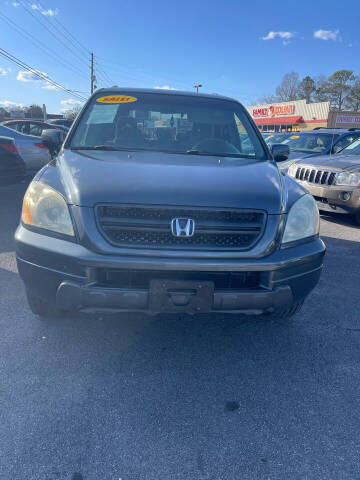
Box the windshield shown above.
[68,92,267,160]
[282,132,339,153]
[339,137,360,155]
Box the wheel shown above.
[355,211,360,226]
[268,300,304,319]
[26,291,59,317]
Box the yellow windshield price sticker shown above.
[290,135,299,139]
[96,95,138,104]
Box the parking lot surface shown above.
[0,182,359,480]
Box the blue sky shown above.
[0,0,359,114]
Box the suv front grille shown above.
[96,205,266,251]
[295,167,337,185]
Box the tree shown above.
[275,72,300,102]
[256,94,279,104]
[312,75,329,102]
[298,76,316,103]
[347,77,360,112]
[0,107,7,121]
[63,105,82,119]
[325,70,355,111]
[25,104,43,119]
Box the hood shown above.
[296,153,360,171]
[53,149,285,214]
[287,150,318,161]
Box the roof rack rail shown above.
[348,127,360,131]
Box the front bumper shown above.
[15,226,326,314]
[295,181,360,215]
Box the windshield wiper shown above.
[185,149,250,158]
[70,145,122,151]
[186,149,211,155]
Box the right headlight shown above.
[287,162,299,177]
[282,194,319,245]
[21,181,74,236]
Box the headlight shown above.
[22,181,74,236]
[335,171,360,187]
[278,159,295,172]
[282,194,319,244]
[288,163,299,177]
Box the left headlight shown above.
[282,194,319,245]
[22,181,74,236]
[335,171,360,187]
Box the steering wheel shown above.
[191,138,241,155]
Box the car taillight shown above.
[0,142,19,154]
[34,142,47,149]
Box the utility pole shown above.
[90,52,94,94]
[194,84,202,93]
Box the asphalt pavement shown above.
[0,182,360,480]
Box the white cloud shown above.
[262,31,295,41]
[0,67,11,76]
[12,2,20,6]
[313,29,339,41]
[154,85,178,90]
[17,69,48,82]
[42,83,59,90]
[31,3,59,16]
[348,43,353,48]
[60,99,83,106]
[0,100,24,109]
[60,99,83,112]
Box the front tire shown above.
[270,300,304,319]
[26,291,59,317]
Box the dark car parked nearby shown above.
[288,137,360,224]
[15,88,325,319]
[3,120,68,140]
[0,136,26,186]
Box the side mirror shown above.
[271,143,290,162]
[41,129,63,155]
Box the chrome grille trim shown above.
[295,167,338,186]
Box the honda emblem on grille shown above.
[171,218,195,237]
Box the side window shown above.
[29,124,43,136]
[234,114,256,156]
[10,122,20,132]
[334,135,357,152]
[18,123,29,134]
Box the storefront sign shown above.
[336,114,360,125]
[252,104,295,118]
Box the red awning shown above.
[254,116,304,125]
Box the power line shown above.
[26,0,116,88]
[18,0,90,70]
[0,47,87,101]
[35,0,91,56]
[0,11,89,81]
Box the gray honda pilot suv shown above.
[15,88,325,319]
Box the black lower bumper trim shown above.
[56,280,294,314]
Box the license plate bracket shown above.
[149,279,214,313]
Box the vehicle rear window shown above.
[68,92,267,160]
